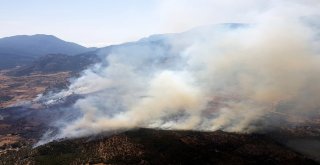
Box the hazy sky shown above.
[0,0,319,47]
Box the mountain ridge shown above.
[0,34,93,69]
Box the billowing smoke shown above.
[36,2,320,145]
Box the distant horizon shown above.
[0,32,163,48]
[0,24,200,48]
[0,23,245,48]
[1,0,319,46]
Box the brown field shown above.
[0,71,70,108]
[0,135,20,147]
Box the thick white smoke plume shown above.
[36,2,320,145]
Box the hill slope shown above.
[0,129,316,165]
[0,34,91,69]
[7,52,99,76]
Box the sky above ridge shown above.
[0,0,319,47]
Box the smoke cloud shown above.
[36,1,320,145]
